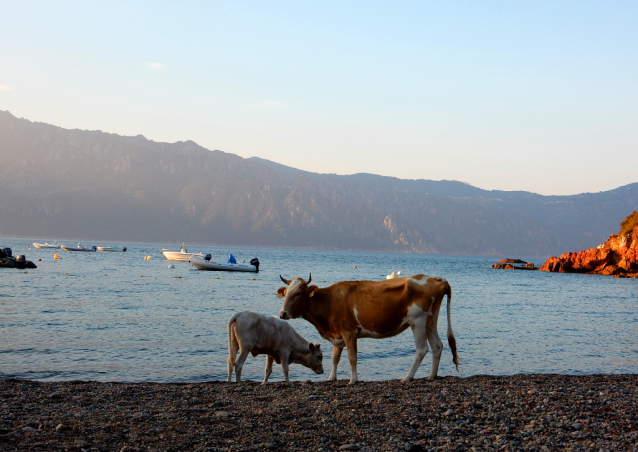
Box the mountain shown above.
[1,110,636,257]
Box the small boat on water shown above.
[33,241,61,249]
[160,244,206,261]
[189,254,260,272]
[61,243,97,252]
[97,246,127,252]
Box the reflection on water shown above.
[1,238,637,383]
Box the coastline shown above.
[1,374,636,451]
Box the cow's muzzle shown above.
[279,311,290,320]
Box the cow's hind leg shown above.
[401,317,428,383]
[262,355,274,384]
[427,310,443,380]
[328,345,343,381]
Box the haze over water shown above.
[1,238,637,383]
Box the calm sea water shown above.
[1,238,637,383]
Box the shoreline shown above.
[1,374,636,451]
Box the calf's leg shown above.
[280,354,290,382]
[227,323,240,383]
[262,355,274,384]
[328,345,343,381]
[234,348,251,383]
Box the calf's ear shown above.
[277,287,287,299]
[307,285,319,297]
[309,343,315,352]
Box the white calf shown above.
[227,311,324,383]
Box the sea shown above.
[1,238,637,384]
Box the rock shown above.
[258,443,276,450]
[540,213,638,277]
[339,445,360,451]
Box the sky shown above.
[1,1,637,196]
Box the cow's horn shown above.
[280,275,292,285]
[307,273,312,284]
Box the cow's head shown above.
[304,343,324,374]
[278,274,318,320]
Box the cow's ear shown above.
[315,343,321,350]
[309,343,315,352]
[277,287,287,299]
[307,285,318,297]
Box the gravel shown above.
[1,374,636,451]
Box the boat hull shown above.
[61,245,97,252]
[189,256,258,272]
[33,242,61,249]
[161,250,205,261]
[97,246,127,252]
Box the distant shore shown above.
[1,374,636,451]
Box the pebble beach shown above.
[1,374,636,451]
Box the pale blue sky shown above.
[2,1,637,195]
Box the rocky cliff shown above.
[539,212,638,277]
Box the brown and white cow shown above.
[227,311,324,383]
[278,274,458,384]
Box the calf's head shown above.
[303,343,324,374]
[278,274,317,320]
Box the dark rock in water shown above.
[0,247,37,269]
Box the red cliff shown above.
[540,211,638,278]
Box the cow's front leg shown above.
[343,334,359,384]
[262,355,274,384]
[328,345,343,381]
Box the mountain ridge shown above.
[1,110,636,257]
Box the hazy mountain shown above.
[1,110,636,258]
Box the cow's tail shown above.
[445,283,459,371]
[227,313,241,367]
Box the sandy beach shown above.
[1,374,636,451]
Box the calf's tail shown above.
[445,283,459,371]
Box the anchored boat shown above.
[160,244,206,261]
[189,255,260,272]
[97,246,128,252]
[61,243,97,252]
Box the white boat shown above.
[189,255,260,272]
[33,241,61,249]
[97,246,127,252]
[160,244,206,261]
[61,243,97,252]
